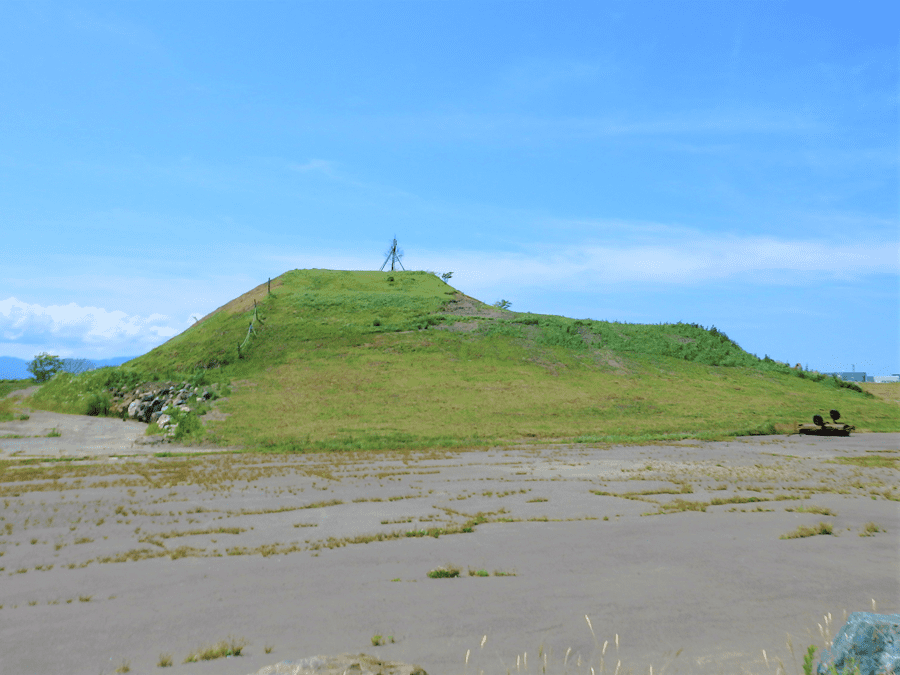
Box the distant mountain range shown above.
[0,355,139,380]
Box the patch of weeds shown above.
[828,455,899,470]
[780,522,833,539]
[428,564,461,578]
[183,635,249,662]
[78,594,93,602]
[859,522,885,537]
[157,653,173,667]
[264,644,274,654]
[526,497,548,503]
[371,634,395,646]
[114,659,131,673]
[46,428,61,437]
[803,645,817,675]
[468,567,490,577]
[709,496,769,506]
[656,498,708,513]
[785,505,836,516]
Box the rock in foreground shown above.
[817,612,900,675]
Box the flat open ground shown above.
[0,407,897,675]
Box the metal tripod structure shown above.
[380,236,405,271]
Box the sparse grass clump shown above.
[183,635,248,662]
[427,564,461,578]
[785,505,836,516]
[780,522,834,539]
[859,522,885,536]
[157,653,173,667]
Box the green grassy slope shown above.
[28,269,900,450]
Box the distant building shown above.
[872,375,900,383]
[825,372,867,382]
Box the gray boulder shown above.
[817,612,900,675]
[127,400,142,419]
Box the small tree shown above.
[440,272,453,282]
[27,352,64,382]
[493,299,512,310]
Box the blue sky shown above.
[1,1,897,375]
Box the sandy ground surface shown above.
[0,399,897,675]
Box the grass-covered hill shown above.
[26,269,900,451]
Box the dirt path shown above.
[0,387,236,458]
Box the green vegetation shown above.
[780,522,834,539]
[427,564,461,578]
[0,379,35,398]
[26,353,64,383]
[23,269,900,451]
[0,379,35,422]
[183,636,248,662]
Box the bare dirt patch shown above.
[439,292,506,319]
[0,428,896,675]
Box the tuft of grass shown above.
[157,653,173,668]
[264,644,274,654]
[183,636,248,662]
[427,564,461,578]
[859,521,885,536]
[113,659,131,674]
[785,505,836,516]
[78,594,93,602]
[780,522,834,539]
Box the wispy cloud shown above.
[436,236,897,291]
[268,228,897,295]
[0,298,180,359]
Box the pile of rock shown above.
[108,381,217,428]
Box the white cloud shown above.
[440,236,898,294]
[0,297,179,359]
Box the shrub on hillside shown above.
[85,392,111,416]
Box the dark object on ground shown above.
[798,409,855,436]
[249,653,428,675]
[816,612,900,675]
